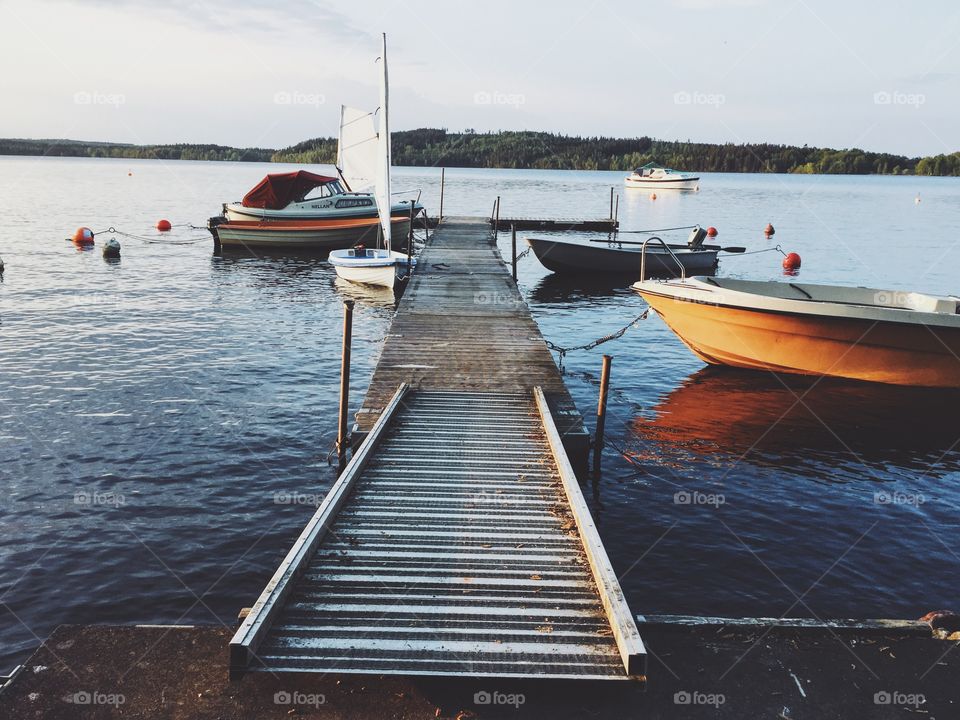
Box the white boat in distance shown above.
[329,33,413,289]
[625,163,700,190]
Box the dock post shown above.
[439,167,445,220]
[593,355,612,474]
[407,203,414,266]
[614,193,619,227]
[337,300,355,472]
[494,195,500,236]
[609,187,614,220]
[511,224,518,282]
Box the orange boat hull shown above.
[638,290,960,388]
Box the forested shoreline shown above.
[3,131,958,175]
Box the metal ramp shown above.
[231,386,645,680]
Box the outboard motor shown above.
[687,225,708,248]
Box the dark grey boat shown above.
[525,236,719,278]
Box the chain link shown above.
[545,308,650,367]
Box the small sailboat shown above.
[329,33,414,289]
[633,276,960,387]
[625,163,699,190]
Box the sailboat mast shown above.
[375,32,392,251]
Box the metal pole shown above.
[439,167,445,220]
[337,300,355,472]
[494,195,500,236]
[614,193,619,226]
[593,354,612,474]
[511,224,518,282]
[407,203,414,266]
[609,187,614,220]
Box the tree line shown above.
[2,131,958,175]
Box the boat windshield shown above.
[302,180,345,200]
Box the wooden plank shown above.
[534,386,646,678]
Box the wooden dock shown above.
[354,216,589,460]
[229,218,643,681]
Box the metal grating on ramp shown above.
[231,386,645,680]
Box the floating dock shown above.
[229,217,644,680]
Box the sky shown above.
[0,0,958,157]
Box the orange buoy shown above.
[764,223,775,236]
[650,192,657,200]
[782,252,801,270]
[72,227,95,245]
[706,226,718,238]
[156,219,172,231]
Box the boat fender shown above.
[72,227,95,246]
[156,219,172,231]
[102,237,121,258]
[782,252,801,271]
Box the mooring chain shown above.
[544,307,650,366]
[514,247,532,262]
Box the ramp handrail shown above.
[534,387,647,678]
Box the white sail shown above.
[374,32,392,250]
[337,105,377,191]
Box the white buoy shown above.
[102,237,121,258]
[915,193,921,205]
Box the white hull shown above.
[329,249,414,289]
[624,177,700,190]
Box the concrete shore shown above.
[1,621,956,719]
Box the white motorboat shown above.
[625,163,700,190]
[208,106,421,250]
[329,33,413,288]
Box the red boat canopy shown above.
[241,170,339,209]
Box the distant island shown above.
[2,130,958,176]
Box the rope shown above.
[515,247,532,261]
[86,226,210,246]
[615,224,699,235]
[545,308,650,367]
[721,244,787,258]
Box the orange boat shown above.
[633,276,960,387]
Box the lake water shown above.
[2,157,959,670]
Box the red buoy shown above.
[706,226,718,238]
[650,192,657,200]
[72,227,95,245]
[156,219,172,231]
[782,252,801,270]
[764,223,775,236]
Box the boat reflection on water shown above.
[632,367,960,477]
[333,276,397,309]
